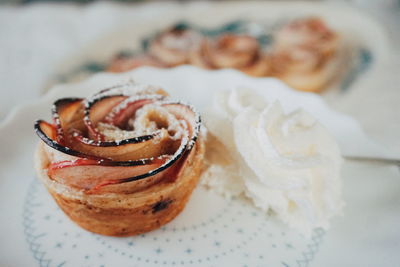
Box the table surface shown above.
[0,1,399,267]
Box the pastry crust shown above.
[107,55,165,73]
[189,35,271,77]
[149,28,203,67]
[270,17,342,92]
[240,55,270,78]
[271,45,344,93]
[35,136,205,236]
[273,59,341,93]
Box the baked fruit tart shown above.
[189,34,270,77]
[148,25,204,67]
[34,83,204,236]
[270,17,342,92]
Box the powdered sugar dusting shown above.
[85,81,165,106]
[96,122,159,142]
[132,103,183,139]
[104,94,166,123]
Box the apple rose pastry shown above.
[34,84,204,236]
[270,17,342,92]
[189,34,270,77]
[107,54,165,73]
[149,26,203,67]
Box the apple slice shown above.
[52,98,84,144]
[84,95,127,140]
[36,120,57,140]
[51,97,167,160]
[90,139,192,192]
[48,121,192,192]
[48,158,167,190]
[70,129,177,161]
[103,97,162,128]
[35,120,93,159]
[162,102,201,146]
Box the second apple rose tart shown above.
[34,84,204,236]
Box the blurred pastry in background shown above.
[106,17,344,92]
[108,54,165,73]
[149,25,204,67]
[190,34,270,77]
[270,17,342,92]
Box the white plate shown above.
[48,2,389,100]
[0,67,396,267]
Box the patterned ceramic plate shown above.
[0,67,389,267]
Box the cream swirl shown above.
[202,87,343,234]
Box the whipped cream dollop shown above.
[201,87,343,234]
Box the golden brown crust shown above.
[35,137,205,236]
[239,55,271,77]
[148,29,203,67]
[107,55,165,73]
[189,38,271,78]
[271,49,343,93]
[269,18,342,92]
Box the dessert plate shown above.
[0,67,393,267]
[47,2,389,99]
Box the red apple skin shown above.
[48,158,166,190]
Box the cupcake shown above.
[34,83,204,236]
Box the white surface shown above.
[0,67,399,267]
[313,161,400,267]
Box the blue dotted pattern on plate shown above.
[23,179,325,267]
